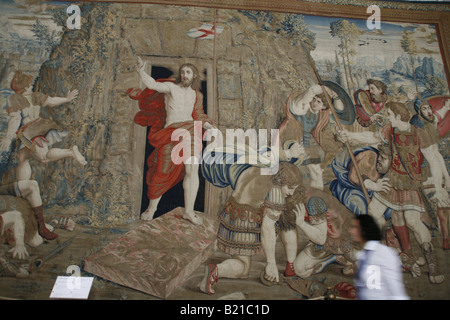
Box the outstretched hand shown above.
[293,203,307,226]
[0,138,11,152]
[66,89,79,101]
[136,56,146,72]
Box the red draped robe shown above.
[127,79,212,200]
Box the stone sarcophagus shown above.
[84,208,218,298]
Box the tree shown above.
[330,20,361,95]
[279,14,316,48]
[400,30,419,95]
[31,18,62,52]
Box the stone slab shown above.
[83,207,218,299]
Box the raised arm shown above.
[136,56,171,93]
[289,84,322,116]
[294,203,327,245]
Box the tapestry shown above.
[0,0,449,302]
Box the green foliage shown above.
[238,10,316,47]
[279,14,316,48]
[31,18,62,50]
[330,20,361,44]
[401,30,418,55]
[425,74,447,96]
[66,4,119,79]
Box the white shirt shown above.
[356,241,409,300]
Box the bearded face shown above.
[368,84,384,103]
[420,104,434,123]
[179,66,194,87]
[376,152,391,175]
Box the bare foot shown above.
[183,210,203,225]
[141,208,154,221]
[71,146,87,165]
[429,273,445,284]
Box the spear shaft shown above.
[309,60,370,203]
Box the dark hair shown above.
[356,214,382,241]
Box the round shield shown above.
[322,80,356,125]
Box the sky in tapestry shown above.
[303,14,448,97]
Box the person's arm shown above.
[322,86,345,112]
[0,111,21,151]
[364,177,391,193]
[261,208,281,282]
[136,56,171,93]
[383,248,409,300]
[289,85,322,116]
[1,211,29,260]
[294,203,327,245]
[421,144,450,206]
[337,129,381,145]
[43,89,78,107]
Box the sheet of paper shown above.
[49,276,94,300]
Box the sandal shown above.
[284,261,296,277]
[200,264,218,294]
[49,216,76,231]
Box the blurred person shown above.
[350,214,409,300]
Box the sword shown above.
[32,236,76,270]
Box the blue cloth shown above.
[329,147,391,219]
[201,144,280,190]
[201,149,251,189]
[201,141,301,190]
